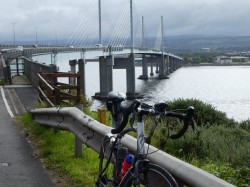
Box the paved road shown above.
[0,85,56,187]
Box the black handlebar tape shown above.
[170,106,195,139]
[111,111,129,134]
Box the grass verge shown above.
[19,112,99,186]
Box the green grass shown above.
[19,112,100,186]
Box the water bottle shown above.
[119,154,134,180]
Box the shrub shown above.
[152,98,250,186]
[167,98,236,126]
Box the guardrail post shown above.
[75,105,83,157]
[98,107,106,124]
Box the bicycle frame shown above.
[97,92,195,187]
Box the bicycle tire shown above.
[119,162,178,187]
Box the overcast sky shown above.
[0,0,249,44]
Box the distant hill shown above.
[162,35,250,53]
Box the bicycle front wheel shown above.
[119,162,178,187]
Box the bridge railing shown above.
[23,58,57,87]
[30,107,235,187]
[2,45,183,60]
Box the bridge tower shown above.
[142,16,145,48]
[130,0,134,54]
[98,0,102,45]
[158,16,168,79]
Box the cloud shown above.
[0,0,250,44]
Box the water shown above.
[32,53,250,122]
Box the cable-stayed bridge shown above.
[1,0,183,99]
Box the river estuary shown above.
[32,54,250,122]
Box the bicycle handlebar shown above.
[166,106,195,139]
[111,100,195,139]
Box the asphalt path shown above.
[0,85,56,187]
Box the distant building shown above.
[231,56,249,63]
[214,56,232,64]
[214,56,250,64]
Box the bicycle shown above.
[95,91,195,187]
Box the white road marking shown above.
[0,86,15,119]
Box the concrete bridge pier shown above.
[114,54,141,99]
[165,55,170,75]
[173,58,178,71]
[51,52,57,64]
[138,56,168,79]
[94,56,114,99]
[78,59,86,96]
[169,57,174,73]
[158,55,168,79]
[69,59,77,85]
[155,60,159,73]
[150,62,154,76]
[126,54,139,99]
[138,54,148,80]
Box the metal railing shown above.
[30,107,235,187]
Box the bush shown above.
[153,99,250,186]
[168,98,236,126]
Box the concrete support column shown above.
[78,59,86,96]
[95,55,113,99]
[113,54,141,99]
[51,53,57,64]
[166,55,170,75]
[158,55,168,79]
[173,58,177,71]
[150,62,154,76]
[69,59,77,85]
[126,54,136,98]
[138,54,148,79]
[155,60,159,73]
[169,57,173,73]
[176,59,180,69]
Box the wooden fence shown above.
[37,72,81,107]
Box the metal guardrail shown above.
[30,107,235,187]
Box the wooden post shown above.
[98,107,106,124]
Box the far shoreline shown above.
[182,63,250,67]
